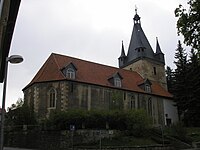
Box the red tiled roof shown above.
[24,53,172,98]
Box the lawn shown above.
[186,128,200,142]
[101,136,157,146]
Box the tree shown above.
[7,98,24,111]
[173,40,188,120]
[175,0,200,53]
[184,49,200,126]
[6,99,37,127]
[166,66,175,94]
[175,0,200,126]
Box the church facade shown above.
[23,12,178,126]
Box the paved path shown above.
[4,148,37,150]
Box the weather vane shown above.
[135,5,138,14]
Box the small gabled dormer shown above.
[138,78,152,93]
[61,62,77,79]
[108,72,123,88]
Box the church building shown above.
[23,12,178,126]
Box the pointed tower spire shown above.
[156,37,163,54]
[118,41,127,68]
[120,41,126,57]
[125,9,154,65]
[155,37,165,64]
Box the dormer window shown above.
[61,62,77,79]
[67,68,75,79]
[114,78,121,87]
[108,72,123,88]
[138,78,152,93]
[145,84,151,93]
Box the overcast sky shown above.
[0,0,187,108]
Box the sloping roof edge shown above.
[23,53,173,99]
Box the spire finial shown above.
[135,5,138,14]
[133,5,140,24]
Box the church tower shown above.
[118,10,167,90]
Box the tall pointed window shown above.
[130,96,135,109]
[148,97,152,116]
[49,89,56,108]
[67,68,75,79]
[153,67,157,75]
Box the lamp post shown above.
[0,55,23,150]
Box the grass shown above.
[75,136,157,148]
[101,136,157,146]
[186,127,200,142]
[74,127,200,149]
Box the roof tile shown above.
[24,53,172,98]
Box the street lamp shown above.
[0,55,23,150]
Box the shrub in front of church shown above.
[45,109,151,137]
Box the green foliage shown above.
[166,122,192,143]
[47,109,86,130]
[6,103,37,127]
[173,41,188,118]
[110,91,123,110]
[45,109,151,137]
[175,0,200,52]
[166,66,175,94]
[7,98,24,111]
[172,40,200,126]
[126,109,151,137]
[101,136,156,146]
[183,49,200,126]
[174,0,200,126]
[171,123,187,139]
[107,110,127,130]
[186,127,200,142]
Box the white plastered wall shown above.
[163,99,179,125]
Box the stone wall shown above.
[124,59,167,90]
[5,129,174,150]
[24,80,165,125]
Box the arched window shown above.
[67,68,75,79]
[49,89,56,108]
[148,97,152,116]
[114,78,121,87]
[130,96,135,109]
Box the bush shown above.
[125,109,151,137]
[44,109,151,136]
[168,122,192,143]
